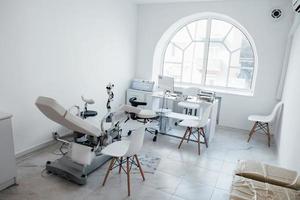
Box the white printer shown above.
[130,79,154,92]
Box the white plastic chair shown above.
[101,126,145,196]
[178,102,212,155]
[178,87,200,116]
[247,101,283,147]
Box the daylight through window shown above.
[162,18,256,92]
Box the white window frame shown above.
[159,15,258,96]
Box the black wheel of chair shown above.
[153,136,157,142]
[127,130,132,136]
[152,130,158,142]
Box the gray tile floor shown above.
[0,127,277,200]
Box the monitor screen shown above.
[158,75,174,92]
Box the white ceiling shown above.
[133,0,225,4]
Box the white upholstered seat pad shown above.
[137,109,157,119]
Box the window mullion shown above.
[226,53,232,87]
[160,16,256,94]
[202,18,212,86]
[180,50,185,83]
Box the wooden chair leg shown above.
[178,127,190,149]
[126,157,131,196]
[119,157,123,174]
[134,155,145,181]
[200,128,208,148]
[102,157,115,186]
[187,129,192,143]
[247,122,258,142]
[197,129,201,155]
[266,123,271,147]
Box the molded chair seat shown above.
[247,101,283,147]
[178,102,212,155]
[101,140,130,157]
[101,126,146,196]
[248,115,273,123]
[179,119,206,128]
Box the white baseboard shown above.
[15,131,74,159]
[217,125,249,133]
[15,139,56,159]
[0,177,16,192]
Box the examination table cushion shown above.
[230,175,300,200]
[235,160,300,190]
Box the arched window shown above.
[162,16,257,93]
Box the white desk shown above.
[151,92,218,144]
[152,91,201,102]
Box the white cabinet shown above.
[0,112,17,191]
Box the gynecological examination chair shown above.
[35,96,125,185]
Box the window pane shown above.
[163,63,182,82]
[164,43,183,63]
[231,50,254,68]
[230,39,254,68]
[210,19,232,41]
[240,38,254,60]
[187,20,207,41]
[192,67,203,84]
[206,43,230,87]
[224,26,244,52]
[231,50,241,66]
[171,27,192,50]
[182,42,204,83]
[228,68,253,89]
[162,18,256,92]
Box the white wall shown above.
[0,0,137,155]
[277,16,300,172]
[135,0,293,130]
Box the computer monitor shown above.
[158,75,174,93]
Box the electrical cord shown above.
[59,143,68,155]
[52,142,70,156]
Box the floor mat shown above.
[131,154,161,174]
